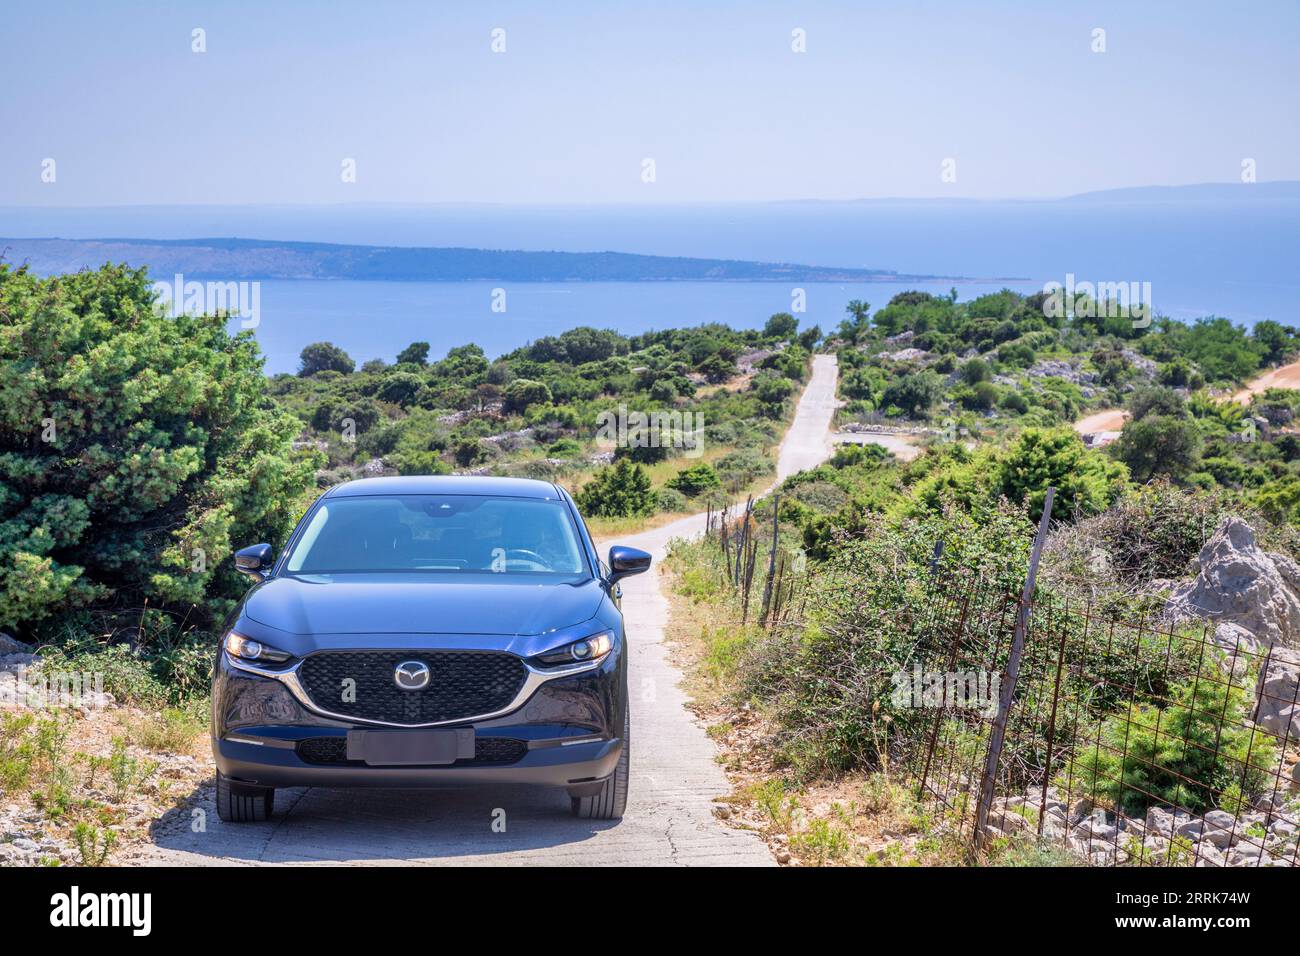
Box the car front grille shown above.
[296,650,527,725]
[471,737,529,764]
[297,736,350,764]
[296,735,528,766]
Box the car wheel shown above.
[571,708,629,820]
[215,770,275,823]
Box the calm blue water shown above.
[246,279,1042,375]
[6,194,1296,373]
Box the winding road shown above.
[1073,357,1300,444]
[127,355,840,867]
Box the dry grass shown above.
[660,562,967,866]
[116,702,209,757]
[0,703,211,866]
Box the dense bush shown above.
[735,503,1034,776]
[298,341,355,376]
[575,460,655,518]
[1067,673,1275,815]
[995,428,1128,520]
[667,463,721,497]
[0,264,319,636]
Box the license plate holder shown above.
[346,728,474,766]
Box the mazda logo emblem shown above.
[393,660,431,691]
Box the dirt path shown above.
[1071,357,1300,443]
[832,429,925,461]
[1073,408,1130,437]
[1234,358,1300,404]
[124,356,840,867]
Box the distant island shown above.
[0,236,967,283]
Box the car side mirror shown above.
[607,545,651,584]
[234,543,274,581]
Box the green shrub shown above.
[667,463,721,497]
[547,438,583,458]
[0,264,319,636]
[655,487,689,513]
[995,428,1128,520]
[502,378,552,413]
[1112,416,1202,483]
[830,443,890,469]
[575,460,655,518]
[298,341,355,376]
[1066,672,1275,816]
[106,736,158,802]
[35,614,215,706]
[714,449,774,489]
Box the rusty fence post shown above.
[760,493,780,627]
[973,486,1054,848]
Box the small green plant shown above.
[82,753,110,790]
[1219,781,1249,815]
[6,715,76,817]
[32,765,76,819]
[0,713,36,790]
[72,821,118,867]
[705,722,733,740]
[1066,670,1275,816]
[748,779,796,830]
[667,463,722,498]
[859,773,914,817]
[1168,834,1196,866]
[994,835,1084,867]
[33,714,71,768]
[107,737,159,803]
[791,817,850,865]
[127,701,208,754]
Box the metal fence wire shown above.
[909,576,1300,867]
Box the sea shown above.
[4,192,1296,374]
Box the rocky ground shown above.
[983,786,1300,867]
[1,634,211,867]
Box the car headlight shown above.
[534,631,614,667]
[224,631,293,665]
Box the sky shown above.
[2,0,1297,205]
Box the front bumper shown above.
[214,733,622,790]
[211,648,626,792]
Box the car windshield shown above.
[283,494,589,576]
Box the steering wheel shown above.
[503,548,552,570]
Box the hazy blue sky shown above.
[3,0,1297,205]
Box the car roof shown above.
[323,475,564,500]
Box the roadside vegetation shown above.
[3,260,1298,866]
[667,292,1300,865]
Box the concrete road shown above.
[126,356,839,867]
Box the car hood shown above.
[242,573,604,637]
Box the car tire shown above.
[215,770,275,823]
[571,708,629,820]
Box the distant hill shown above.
[0,236,955,283]
[1060,181,1300,203]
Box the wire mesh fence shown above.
[908,575,1300,867]
[695,486,1299,866]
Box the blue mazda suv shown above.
[210,475,651,822]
